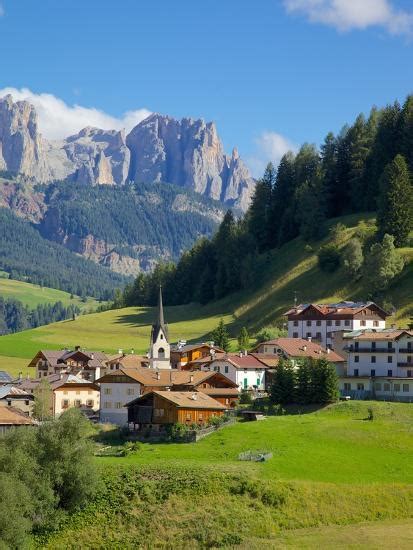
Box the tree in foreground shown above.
[270,359,296,405]
[211,319,230,352]
[310,358,339,404]
[237,327,250,350]
[364,234,404,293]
[377,154,413,247]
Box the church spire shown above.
[158,285,165,327]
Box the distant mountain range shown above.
[0,94,255,281]
[0,94,255,211]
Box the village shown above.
[1,287,412,435]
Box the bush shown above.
[239,389,253,405]
[318,244,341,272]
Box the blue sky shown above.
[1,0,413,175]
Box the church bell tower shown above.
[149,286,171,369]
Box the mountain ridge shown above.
[0,95,255,211]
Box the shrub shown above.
[317,244,341,272]
[239,389,253,405]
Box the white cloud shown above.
[0,87,151,140]
[0,4,4,17]
[283,0,413,36]
[246,131,297,177]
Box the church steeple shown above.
[149,286,171,369]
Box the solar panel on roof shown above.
[0,371,13,383]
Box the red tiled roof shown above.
[253,338,345,362]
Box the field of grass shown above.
[1,213,411,379]
[0,277,102,310]
[37,402,413,548]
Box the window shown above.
[394,384,400,392]
[74,400,81,407]
[407,370,412,378]
[408,342,412,351]
[407,356,412,364]
[224,365,229,374]
[243,378,248,389]
[293,332,298,338]
[25,400,29,406]
[373,320,379,327]
[361,320,366,327]
[387,369,393,377]
[104,387,112,395]
[62,399,69,408]
[306,320,311,327]
[293,320,299,326]
[154,408,165,417]
[375,383,381,390]
[354,342,359,351]
[357,383,364,391]
[306,332,311,338]
[383,383,390,391]
[371,369,375,377]
[160,334,164,340]
[354,368,359,377]
[115,402,122,409]
[354,356,359,363]
[256,378,260,387]
[327,320,332,326]
[371,342,376,350]
[186,413,192,421]
[371,356,376,364]
[316,332,322,339]
[387,356,393,363]
[335,320,340,326]
[104,401,112,408]
[316,320,321,326]
[344,382,351,391]
[158,347,165,359]
[87,400,94,407]
[344,320,350,326]
[403,384,410,392]
[127,388,135,395]
[387,341,393,349]
[7,400,11,406]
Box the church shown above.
[148,286,171,370]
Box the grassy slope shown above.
[1,213,412,378]
[39,402,413,548]
[0,277,101,310]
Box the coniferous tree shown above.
[237,327,250,350]
[247,163,275,252]
[296,359,313,405]
[211,319,230,352]
[377,155,413,247]
[342,238,364,278]
[270,359,296,405]
[310,359,339,404]
[399,95,413,172]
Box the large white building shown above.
[284,301,388,349]
[338,329,413,401]
[200,352,268,391]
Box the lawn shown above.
[38,401,413,548]
[0,277,102,310]
[98,401,413,484]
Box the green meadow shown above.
[39,401,413,548]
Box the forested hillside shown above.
[123,94,413,309]
[0,208,127,300]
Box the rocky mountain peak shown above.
[0,95,255,210]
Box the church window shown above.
[159,347,165,358]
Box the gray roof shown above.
[0,371,13,383]
[0,385,31,399]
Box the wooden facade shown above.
[127,391,225,428]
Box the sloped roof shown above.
[128,390,226,410]
[284,301,388,318]
[253,338,345,362]
[0,385,31,399]
[250,354,280,367]
[96,367,237,388]
[19,374,98,391]
[346,329,413,341]
[171,343,224,354]
[0,371,13,383]
[0,406,36,426]
[211,353,270,370]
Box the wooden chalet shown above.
[171,342,224,370]
[0,406,37,434]
[126,390,226,429]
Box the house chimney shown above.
[156,371,161,380]
[91,353,94,360]
[75,345,81,351]
[307,336,312,342]
[243,349,248,356]
[131,349,134,354]
[118,349,123,355]
[327,348,331,354]
[189,374,194,384]
[303,345,307,352]
[18,371,23,380]
[191,393,197,400]
[239,351,243,358]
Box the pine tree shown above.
[268,152,296,247]
[296,359,313,405]
[237,327,250,350]
[311,359,339,404]
[211,319,230,352]
[399,95,413,172]
[270,359,296,405]
[377,155,413,247]
[247,163,275,252]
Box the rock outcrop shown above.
[0,95,255,210]
[127,114,255,210]
[0,95,50,181]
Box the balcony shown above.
[397,362,413,368]
[348,346,395,353]
[399,348,413,354]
